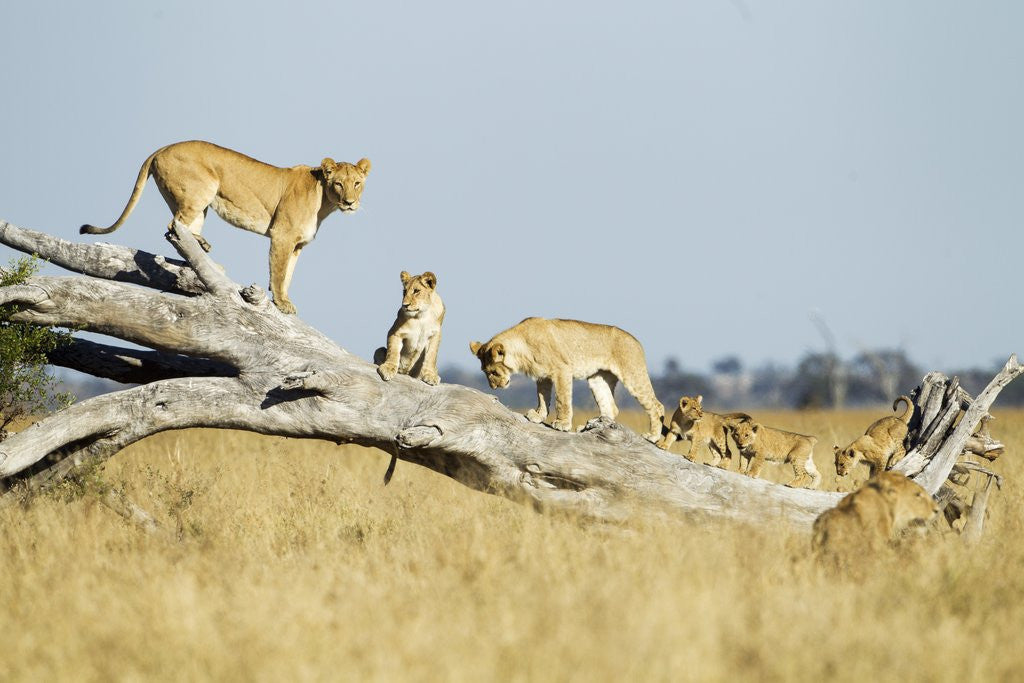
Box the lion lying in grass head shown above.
[812,471,939,573]
[80,140,371,314]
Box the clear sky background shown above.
[1,1,1020,374]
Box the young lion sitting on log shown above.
[834,396,914,481]
[812,471,939,573]
[469,318,664,441]
[374,271,445,385]
[657,395,751,469]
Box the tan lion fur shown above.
[834,396,914,481]
[469,318,664,441]
[374,271,445,385]
[80,140,371,314]
[656,395,751,469]
[812,471,939,572]
[731,421,822,489]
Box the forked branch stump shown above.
[0,218,1020,529]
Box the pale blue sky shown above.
[1,1,1020,373]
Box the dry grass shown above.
[2,409,1024,681]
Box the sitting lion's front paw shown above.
[377,363,398,381]
[420,371,440,386]
[524,408,546,423]
[551,418,573,432]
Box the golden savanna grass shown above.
[2,409,1024,681]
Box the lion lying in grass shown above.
[812,471,939,572]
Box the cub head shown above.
[399,271,437,316]
[470,340,511,389]
[834,445,859,478]
[867,472,939,532]
[677,395,704,421]
[320,157,371,213]
[732,421,759,451]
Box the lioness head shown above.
[469,341,511,389]
[869,472,940,531]
[834,445,859,477]
[677,395,704,421]
[320,157,371,213]
[732,421,759,451]
[399,271,437,316]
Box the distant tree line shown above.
[53,347,1024,411]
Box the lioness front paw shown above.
[524,408,546,423]
[642,432,660,444]
[377,363,398,382]
[420,371,440,386]
[274,299,297,315]
[551,418,573,432]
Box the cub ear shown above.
[678,397,687,409]
[469,341,483,356]
[833,445,840,453]
[356,157,372,175]
[695,394,703,405]
[751,423,761,433]
[492,343,505,359]
[320,158,337,175]
[421,272,437,289]
[400,271,412,285]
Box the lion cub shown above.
[834,396,913,480]
[81,140,371,314]
[374,271,445,385]
[731,421,822,489]
[812,471,938,572]
[470,318,664,441]
[657,395,751,469]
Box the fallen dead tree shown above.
[0,218,1020,531]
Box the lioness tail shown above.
[80,147,164,235]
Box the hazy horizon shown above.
[1,1,1020,375]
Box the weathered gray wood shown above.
[0,219,203,295]
[0,218,1019,531]
[895,356,1023,491]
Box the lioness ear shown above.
[400,271,412,285]
[421,272,436,289]
[492,343,505,360]
[470,341,483,356]
[320,158,337,175]
[356,158,371,175]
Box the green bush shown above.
[0,255,73,440]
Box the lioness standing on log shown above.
[80,140,371,314]
[470,318,665,442]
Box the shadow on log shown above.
[0,218,1020,531]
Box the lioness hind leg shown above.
[620,368,664,442]
[587,371,619,420]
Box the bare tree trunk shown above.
[0,218,1020,530]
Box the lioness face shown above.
[470,341,511,389]
[321,157,371,213]
[399,271,437,316]
[834,446,857,477]
[874,473,940,531]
